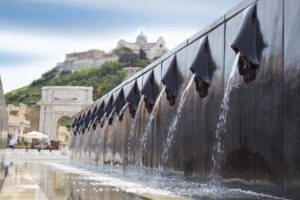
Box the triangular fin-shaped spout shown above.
[87,106,98,131]
[162,55,181,106]
[103,95,114,126]
[71,116,79,135]
[82,109,92,133]
[141,70,159,113]
[95,101,105,127]
[77,114,85,134]
[189,36,213,98]
[113,89,127,121]
[90,104,101,130]
[126,81,141,118]
[231,4,260,83]
[78,111,88,134]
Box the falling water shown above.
[126,95,145,166]
[94,124,105,165]
[119,103,129,115]
[73,131,84,162]
[211,52,241,185]
[140,86,166,152]
[89,123,100,164]
[85,127,95,163]
[129,96,144,137]
[81,127,92,163]
[70,133,77,160]
[162,74,196,163]
[114,103,130,164]
[108,108,116,121]
[104,108,117,164]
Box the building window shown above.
[160,44,163,48]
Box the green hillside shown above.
[5,48,153,105]
[5,61,126,105]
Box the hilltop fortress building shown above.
[56,49,118,73]
[117,31,168,59]
[56,32,168,72]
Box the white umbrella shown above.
[22,131,49,139]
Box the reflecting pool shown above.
[0,162,287,200]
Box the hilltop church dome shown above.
[116,30,168,59]
[136,30,147,44]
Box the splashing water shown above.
[119,103,129,116]
[211,52,241,185]
[162,74,196,163]
[73,133,84,161]
[70,133,77,160]
[89,124,101,164]
[83,128,93,163]
[102,108,117,163]
[129,96,144,137]
[108,108,116,121]
[140,86,166,151]
[94,125,105,165]
[126,95,145,166]
[40,162,285,200]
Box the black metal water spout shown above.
[93,101,105,129]
[71,116,79,135]
[82,109,92,133]
[113,89,127,121]
[189,36,214,98]
[75,114,84,135]
[231,4,260,83]
[103,95,114,125]
[126,81,141,118]
[162,55,181,106]
[141,70,159,113]
[77,112,86,134]
[88,105,98,131]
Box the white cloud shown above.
[22,0,241,17]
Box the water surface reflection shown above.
[2,162,287,200]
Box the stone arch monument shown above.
[38,86,93,140]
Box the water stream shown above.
[211,52,241,185]
[162,74,196,164]
[119,102,129,115]
[140,86,166,159]
[89,124,101,164]
[126,95,144,166]
[94,125,105,165]
[103,108,117,164]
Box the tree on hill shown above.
[113,47,152,68]
[139,48,147,60]
[115,47,139,67]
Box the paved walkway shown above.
[0,164,48,200]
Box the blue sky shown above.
[0,0,241,93]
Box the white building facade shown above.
[117,31,168,59]
[38,86,93,140]
[56,49,118,73]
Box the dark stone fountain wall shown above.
[0,77,8,187]
[71,0,300,198]
[223,0,284,196]
[283,0,300,198]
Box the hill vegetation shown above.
[5,62,126,105]
[5,48,153,105]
